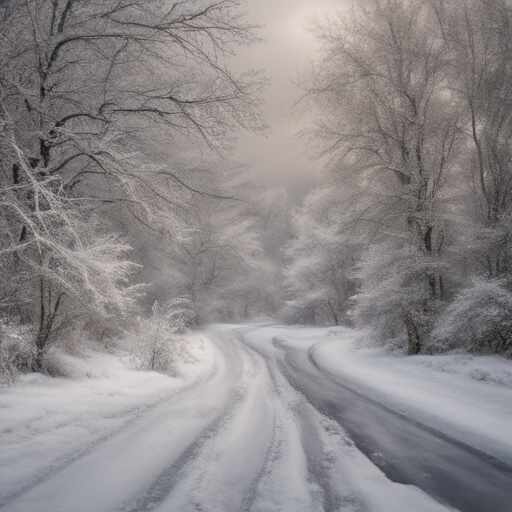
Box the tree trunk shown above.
[33,282,63,372]
[327,299,339,326]
[32,348,45,372]
[404,313,422,355]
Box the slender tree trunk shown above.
[33,283,63,371]
[404,313,422,355]
[327,299,339,326]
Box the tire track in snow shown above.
[1,331,243,512]
[236,346,286,512]
[279,342,512,512]
[119,384,248,512]
[142,331,318,512]
[237,410,281,512]
[0,363,217,507]
[291,400,352,512]
[119,331,266,512]
[237,331,360,512]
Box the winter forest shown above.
[2,0,512,379]
[2,1,512,511]
[1,0,512,378]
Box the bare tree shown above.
[0,0,267,369]
[0,0,266,204]
[297,0,462,352]
[433,0,512,279]
[0,119,139,369]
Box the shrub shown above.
[0,318,35,384]
[129,299,194,375]
[430,278,512,356]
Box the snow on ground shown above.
[271,325,512,465]
[2,324,511,512]
[242,326,460,512]
[152,325,453,512]
[0,333,213,503]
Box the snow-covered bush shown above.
[351,241,443,354]
[0,318,35,384]
[129,299,194,375]
[430,278,512,356]
[0,317,105,383]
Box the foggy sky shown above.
[233,0,344,200]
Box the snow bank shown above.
[282,326,512,465]
[243,326,461,512]
[0,334,213,503]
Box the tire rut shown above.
[0,364,217,507]
[238,332,359,512]
[279,345,512,512]
[119,332,253,512]
[119,383,248,512]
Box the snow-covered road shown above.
[2,325,512,512]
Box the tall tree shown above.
[297,0,462,352]
[0,0,266,202]
[283,186,358,326]
[0,0,267,363]
[433,0,512,279]
[0,122,139,369]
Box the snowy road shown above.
[2,325,512,512]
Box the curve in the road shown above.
[5,325,511,512]
[273,337,512,512]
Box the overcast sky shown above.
[232,0,344,198]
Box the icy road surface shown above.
[2,325,512,512]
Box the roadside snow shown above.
[243,326,460,512]
[2,324,510,512]
[276,326,512,466]
[0,334,213,503]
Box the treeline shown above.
[3,0,510,378]
[0,0,281,377]
[282,0,512,356]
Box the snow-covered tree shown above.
[117,160,280,323]
[0,0,268,263]
[0,0,270,369]
[168,168,279,323]
[434,0,512,280]
[0,125,139,370]
[0,0,266,166]
[283,187,357,326]
[295,0,462,351]
[352,239,444,353]
[0,0,267,294]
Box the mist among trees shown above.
[285,0,512,356]
[1,0,512,380]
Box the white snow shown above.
[1,324,511,512]
[253,325,512,465]
[308,327,512,465]
[0,334,214,505]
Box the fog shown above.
[2,3,512,509]
[233,0,344,199]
